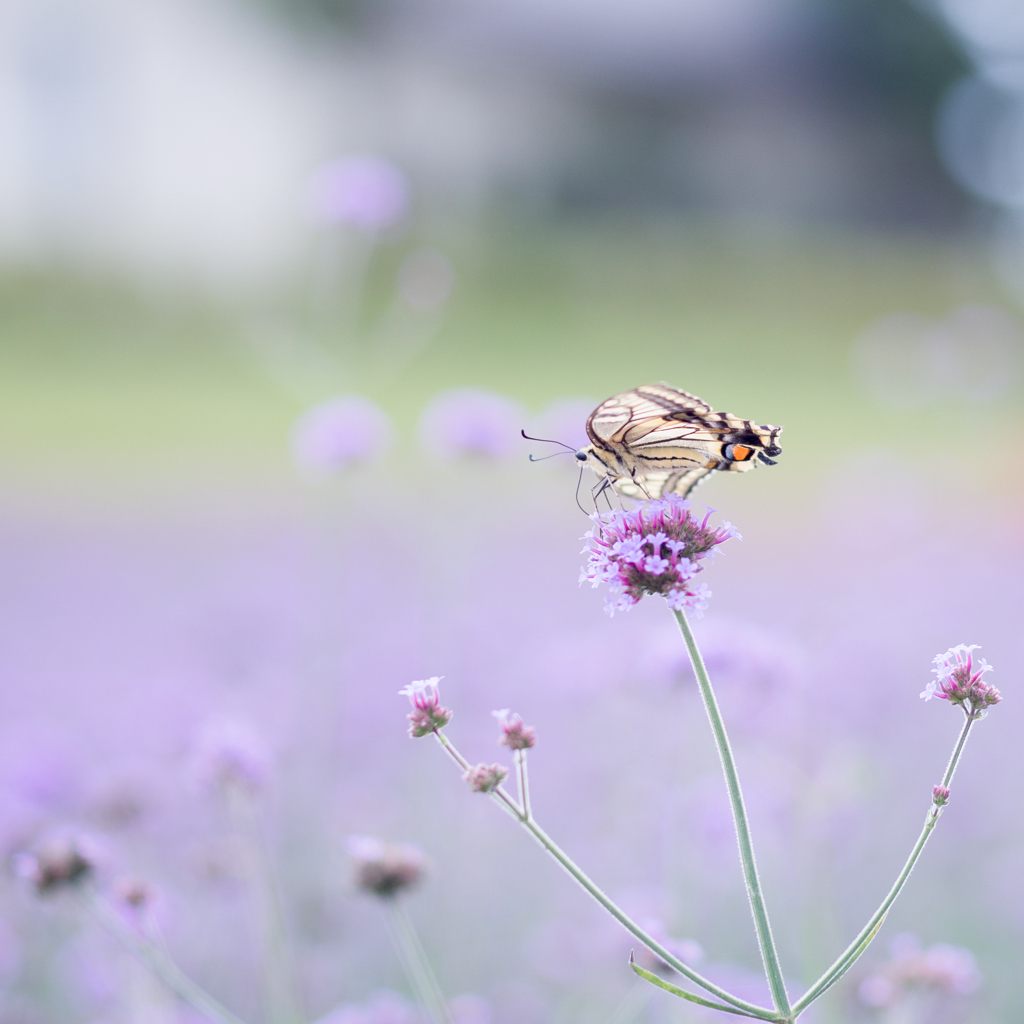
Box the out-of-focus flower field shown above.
[0,223,1022,1024]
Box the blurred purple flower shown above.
[418,389,526,460]
[631,917,703,976]
[463,763,508,793]
[291,396,392,475]
[921,644,1001,712]
[308,156,408,233]
[492,709,535,750]
[190,718,272,793]
[858,933,981,1007]
[399,677,453,737]
[449,994,491,1024]
[348,836,427,898]
[15,832,100,895]
[314,990,423,1024]
[580,498,739,615]
[529,398,597,454]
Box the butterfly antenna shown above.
[521,429,577,452]
[528,451,573,462]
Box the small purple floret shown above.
[399,677,453,737]
[580,497,739,616]
[492,709,536,750]
[920,645,1001,715]
[463,763,508,793]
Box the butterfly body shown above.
[576,383,782,500]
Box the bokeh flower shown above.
[921,644,1001,713]
[418,389,526,460]
[190,718,272,793]
[399,677,453,737]
[492,709,536,750]
[15,833,98,895]
[307,156,408,233]
[291,396,392,475]
[463,763,508,793]
[858,933,981,1007]
[580,497,739,615]
[349,836,426,898]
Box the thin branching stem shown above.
[431,731,781,1021]
[673,609,792,1018]
[791,710,978,1015]
[83,889,250,1024]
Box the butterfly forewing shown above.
[580,382,781,501]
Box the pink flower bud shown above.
[463,763,508,793]
[932,786,950,806]
[492,709,536,751]
[399,678,453,737]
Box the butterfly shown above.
[575,382,782,500]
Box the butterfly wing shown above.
[586,384,711,449]
[610,463,716,500]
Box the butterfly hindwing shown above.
[580,382,782,501]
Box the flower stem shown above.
[790,710,977,1015]
[82,889,250,1024]
[673,609,792,1019]
[516,750,532,821]
[383,897,454,1024]
[432,731,780,1020]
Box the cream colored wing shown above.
[586,384,712,447]
[611,463,717,501]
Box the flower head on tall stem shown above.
[921,645,1001,715]
[15,834,98,895]
[349,836,427,898]
[492,709,535,750]
[580,497,739,615]
[400,677,453,737]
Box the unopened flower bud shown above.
[492,709,536,751]
[932,786,950,807]
[15,835,96,895]
[348,836,426,898]
[399,677,453,737]
[463,763,508,793]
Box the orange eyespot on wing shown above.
[729,445,753,461]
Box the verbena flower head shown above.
[15,834,98,895]
[463,763,508,793]
[348,836,426,898]
[307,155,408,232]
[492,709,536,750]
[191,718,272,793]
[418,389,526,460]
[580,497,740,615]
[399,677,453,737]
[921,645,1001,714]
[858,934,981,1008]
[291,396,392,475]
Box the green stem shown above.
[83,890,250,1024]
[673,609,791,1018]
[791,711,977,1015]
[430,732,780,1020]
[384,898,454,1024]
[516,749,532,821]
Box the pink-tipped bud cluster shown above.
[399,677,453,737]
[920,645,1001,715]
[932,785,950,807]
[15,835,96,895]
[463,763,509,793]
[580,496,739,615]
[348,836,427,898]
[492,709,536,751]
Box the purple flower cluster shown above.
[399,678,453,737]
[492,709,535,751]
[920,645,1001,713]
[463,763,508,793]
[348,836,427,898]
[580,497,740,615]
[858,934,981,1008]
